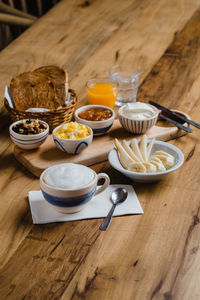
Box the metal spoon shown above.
[99,188,128,231]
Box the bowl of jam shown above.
[74,105,115,135]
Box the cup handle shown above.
[94,173,110,196]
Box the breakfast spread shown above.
[6,65,188,212]
[78,107,112,121]
[12,119,47,135]
[120,102,158,120]
[114,135,175,173]
[53,121,90,140]
[10,65,68,111]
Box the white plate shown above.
[108,140,184,182]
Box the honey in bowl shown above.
[86,78,118,108]
[78,107,112,121]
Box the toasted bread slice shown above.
[10,66,68,111]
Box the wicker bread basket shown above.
[4,89,77,132]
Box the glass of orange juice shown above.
[86,78,118,108]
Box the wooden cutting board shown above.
[14,116,190,177]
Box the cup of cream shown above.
[118,102,159,134]
[40,163,110,213]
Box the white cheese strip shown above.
[130,139,144,163]
[139,135,148,162]
[122,140,140,163]
[114,138,135,170]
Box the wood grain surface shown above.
[0,0,200,299]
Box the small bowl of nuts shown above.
[9,119,49,150]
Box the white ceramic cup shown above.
[40,163,110,213]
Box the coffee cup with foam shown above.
[40,163,110,213]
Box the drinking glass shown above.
[109,65,141,106]
[86,78,118,109]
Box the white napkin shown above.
[4,85,15,108]
[25,108,50,112]
[28,184,143,224]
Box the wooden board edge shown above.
[14,146,44,177]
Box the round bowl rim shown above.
[74,104,115,125]
[52,122,93,142]
[118,102,159,121]
[40,163,97,192]
[86,78,118,90]
[108,140,184,177]
[109,65,142,76]
[9,119,49,139]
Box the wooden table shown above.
[0,0,200,299]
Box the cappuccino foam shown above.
[43,163,94,189]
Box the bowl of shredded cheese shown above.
[52,121,93,154]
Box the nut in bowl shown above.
[52,121,93,154]
[9,119,49,150]
[108,136,184,182]
[40,163,110,214]
[74,104,115,136]
[118,102,159,134]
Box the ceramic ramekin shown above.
[52,124,93,154]
[40,163,110,213]
[74,105,115,136]
[118,104,159,134]
[9,119,49,150]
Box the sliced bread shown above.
[10,65,68,111]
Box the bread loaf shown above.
[10,66,68,111]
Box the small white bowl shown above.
[52,124,93,154]
[118,103,159,134]
[9,119,49,150]
[108,140,184,182]
[74,105,115,136]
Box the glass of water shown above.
[109,65,141,106]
